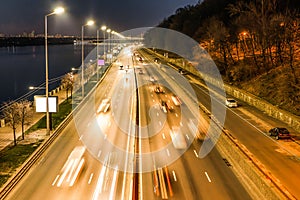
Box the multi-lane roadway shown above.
[9,45,297,199]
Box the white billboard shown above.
[34,96,58,113]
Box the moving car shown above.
[149,76,155,82]
[268,127,291,140]
[160,100,168,113]
[154,58,160,63]
[225,98,238,108]
[155,86,164,94]
[171,95,182,106]
[170,127,187,149]
[97,98,110,113]
[55,146,86,187]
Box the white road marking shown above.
[88,173,94,184]
[172,171,177,182]
[162,133,166,139]
[193,149,199,158]
[98,150,102,158]
[186,134,190,140]
[175,113,178,117]
[79,135,83,141]
[157,112,159,116]
[52,175,60,186]
[159,121,162,126]
[205,172,212,183]
[166,149,170,157]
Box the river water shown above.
[0,44,95,105]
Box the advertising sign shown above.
[34,96,58,113]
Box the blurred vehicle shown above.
[187,119,201,140]
[56,146,85,187]
[170,127,187,149]
[97,98,110,113]
[160,100,168,113]
[268,127,291,140]
[155,86,164,93]
[178,68,187,75]
[171,95,182,106]
[150,76,155,82]
[225,98,238,108]
[165,101,174,111]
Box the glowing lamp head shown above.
[101,25,107,31]
[54,7,65,15]
[87,20,95,26]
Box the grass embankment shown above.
[0,141,42,187]
[0,98,73,188]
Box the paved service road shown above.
[189,77,300,199]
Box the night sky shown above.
[0,0,198,36]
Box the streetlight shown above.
[81,20,95,97]
[45,6,64,136]
[106,29,111,63]
[101,26,107,58]
[107,28,111,53]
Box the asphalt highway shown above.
[6,46,253,200]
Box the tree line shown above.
[1,73,74,146]
[159,0,300,83]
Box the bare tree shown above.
[61,73,74,99]
[18,100,33,140]
[283,12,299,84]
[206,17,231,78]
[2,101,20,146]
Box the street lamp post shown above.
[106,29,111,63]
[81,20,95,98]
[101,26,107,60]
[45,7,64,136]
[96,29,99,81]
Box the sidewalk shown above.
[0,86,68,151]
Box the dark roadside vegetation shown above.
[157,0,300,116]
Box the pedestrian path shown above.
[0,86,68,151]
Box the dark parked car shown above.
[268,127,291,140]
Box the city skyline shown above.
[0,0,198,36]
